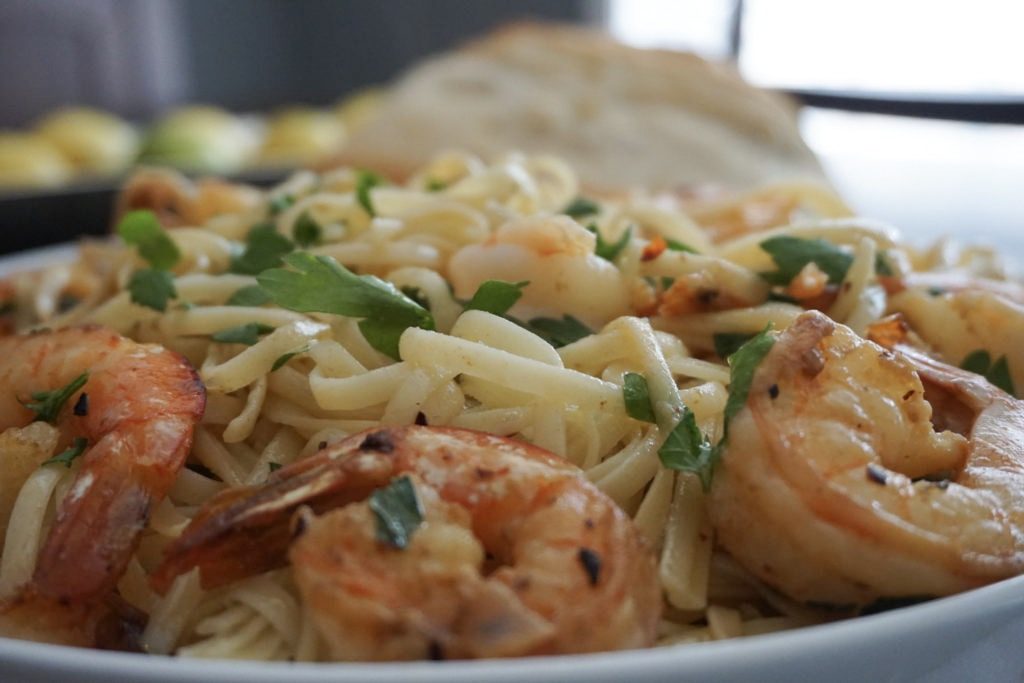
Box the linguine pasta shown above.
[0,151,1013,660]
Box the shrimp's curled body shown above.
[154,426,660,660]
[0,327,204,644]
[710,311,1024,606]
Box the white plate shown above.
[0,243,1022,682]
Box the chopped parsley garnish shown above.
[356,170,383,217]
[524,315,593,348]
[229,223,295,275]
[425,178,447,192]
[211,323,275,346]
[257,253,434,359]
[271,346,309,371]
[268,461,282,472]
[665,238,699,254]
[622,372,656,423]
[875,251,894,276]
[22,372,88,423]
[267,194,295,216]
[660,276,676,291]
[760,236,853,286]
[400,286,430,310]
[293,211,322,248]
[117,210,180,270]
[712,332,755,359]
[42,437,88,468]
[587,224,632,262]
[226,285,271,307]
[464,280,529,316]
[658,325,775,490]
[128,268,177,312]
[658,406,715,489]
[961,350,1016,396]
[563,197,601,219]
[369,475,423,549]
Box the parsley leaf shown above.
[211,323,275,345]
[369,475,423,549]
[658,407,715,489]
[268,194,295,216]
[356,170,383,217]
[712,332,755,359]
[128,268,177,311]
[230,223,295,275]
[660,325,776,491]
[875,251,894,276]
[42,437,88,468]
[293,211,322,248]
[563,197,601,219]
[400,286,430,310]
[268,461,282,472]
[117,210,181,271]
[721,326,776,430]
[961,350,1016,396]
[760,236,853,286]
[226,285,271,307]
[587,224,633,262]
[257,253,434,359]
[425,178,446,192]
[623,372,656,423]
[22,372,88,423]
[464,280,529,316]
[665,238,699,254]
[525,315,593,347]
[271,346,309,371]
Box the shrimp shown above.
[153,426,660,660]
[448,216,631,329]
[116,167,261,228]
[0,327,204,645]
[710,310,1024,606]
[889,280,1024,394]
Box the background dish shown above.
[0,243,1022,681]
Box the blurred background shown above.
[1,0,1022,255]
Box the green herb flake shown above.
[712,332,755,360]
[369,475,423,549]
[400,286,430,310]
[42,437,88,468]
[465,280,529,316]
[961,350,1016,396]
[425,178,447,192]
[229,223,295,275]
[226,285,272,307]
[356,170,383,217]
[587,224,633,262]
[271,346,309,372]
[268,461,282,472]
[268,194,295,216]
[622,372,656,423]
[525,315,593,347]
[722,325,776,430]
[760,236,853,286]
[875,251,894,276]
[563,197,601,219]
[658,407,715,489]
[257,253,434,359]
[211,322,276,346]
[22,372,88,424]
[293,211,323,248]
[128,268,177,312]
[117,210,181,271]
[665,239,699,254]
[660,276,676,291]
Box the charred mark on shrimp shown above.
[359,430,395,453]
[578,548,602,586]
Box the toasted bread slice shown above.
[335,23,824,190]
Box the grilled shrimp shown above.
[154,426,660,659]
[889,280,1024,395]
[710,311,1024,606]
[0,327,204,644]
[448,216,631,328]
